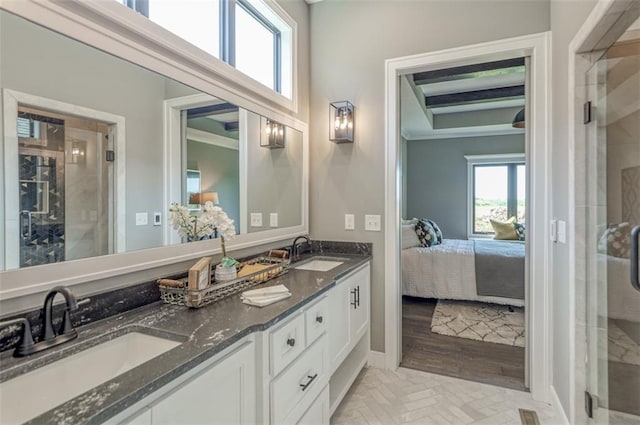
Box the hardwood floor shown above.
[401,296,526,391]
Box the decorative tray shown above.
[158,255,290,308]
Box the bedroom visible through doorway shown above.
[399,57,529,391]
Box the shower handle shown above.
[20,210,32,240]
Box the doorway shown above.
[398,58,529,390]
[385,32,552,402]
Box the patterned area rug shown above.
[430,300,525,347]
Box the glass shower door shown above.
[585,18,640,425]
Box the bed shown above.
[402,239,525,307]
[599,253,640,322]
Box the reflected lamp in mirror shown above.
[68,141,86,164]
[329,101,354,143]
[261,118,285,149]
[189,192,219,205]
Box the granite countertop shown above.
[0,252,370,425]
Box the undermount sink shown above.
[0,331,181,425]
[294,257,347,272]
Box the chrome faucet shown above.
[291,235,311,260]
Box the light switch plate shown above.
[135,212,148,226]
[550,219,557,242]
[153,212,162,226]
[345,214,355,230]
[558,220,567,244]
[365,214,381,231]
[270,213,278,227]
[250,213,262,227]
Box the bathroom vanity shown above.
[0,253,370,424]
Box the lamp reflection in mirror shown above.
[69,141,86,164]
[261,118,285,149]
[330,101,354,143]
[189,192,219,205]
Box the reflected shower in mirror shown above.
[0,10,304,271]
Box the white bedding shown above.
[402,239,524,307]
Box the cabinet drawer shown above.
[305,295,328,346]
[297,384,329,425]
[270,312,305,376]
[271,335,328,425]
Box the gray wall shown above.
[405,135,525,240]
[246,112,303,232]
[549,0,597,418]
[186,140,240,232]
[309,0,550,352]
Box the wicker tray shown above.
[158,256,289,308]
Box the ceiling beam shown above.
[186,102,238,119]
[413,58,525,85]
[425,85,524,108]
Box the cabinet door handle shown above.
[316,315,323,323]
[286,337,296,347]
[300,373,318,391]
[356,285,360,307]
[350,289,357,308]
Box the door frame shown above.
[384,32,552,402]
[1,89,126,270]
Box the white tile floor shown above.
[331,367,563,425]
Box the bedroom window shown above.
[465,154,526,237]
[120,0,292,98]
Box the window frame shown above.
[465,153,525,238]
[126,0,288,98]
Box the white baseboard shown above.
[551,386,570,425]
[368,350,386,369]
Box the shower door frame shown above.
[569,0,640,423]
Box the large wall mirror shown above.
[0,5,307,306]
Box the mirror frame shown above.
[0,0,308,310]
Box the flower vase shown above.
[215,264,237,282]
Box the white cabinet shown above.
[152,340,256,425]
[297,385,330,425]
[328,263,370,374]
[114,340,256,425]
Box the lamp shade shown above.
[330,101,354,143]
[512,108,525,128]
[201,192,219,204]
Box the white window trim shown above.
[465,153,525,239]
[5,0,298,115]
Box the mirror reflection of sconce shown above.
[189,191,219,205]
[68,141,86,164]
[261,118,285,149]
[329,101,354,143]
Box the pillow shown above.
[597,222,631,258]
[414,219,441,247]
[513,222,526,241]
[490,218,519,240]
[426,219,443,244]
[401,224,421,249]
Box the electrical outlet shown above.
[250,213,262,227]
[154,212,162,226]
[365,214,381,231]
[345,214,355,230]
[135,212,148,226]
[270,213,278,227]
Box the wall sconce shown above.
[330,101,354,143]
[68,141,86,164]
[261,118,285,149]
